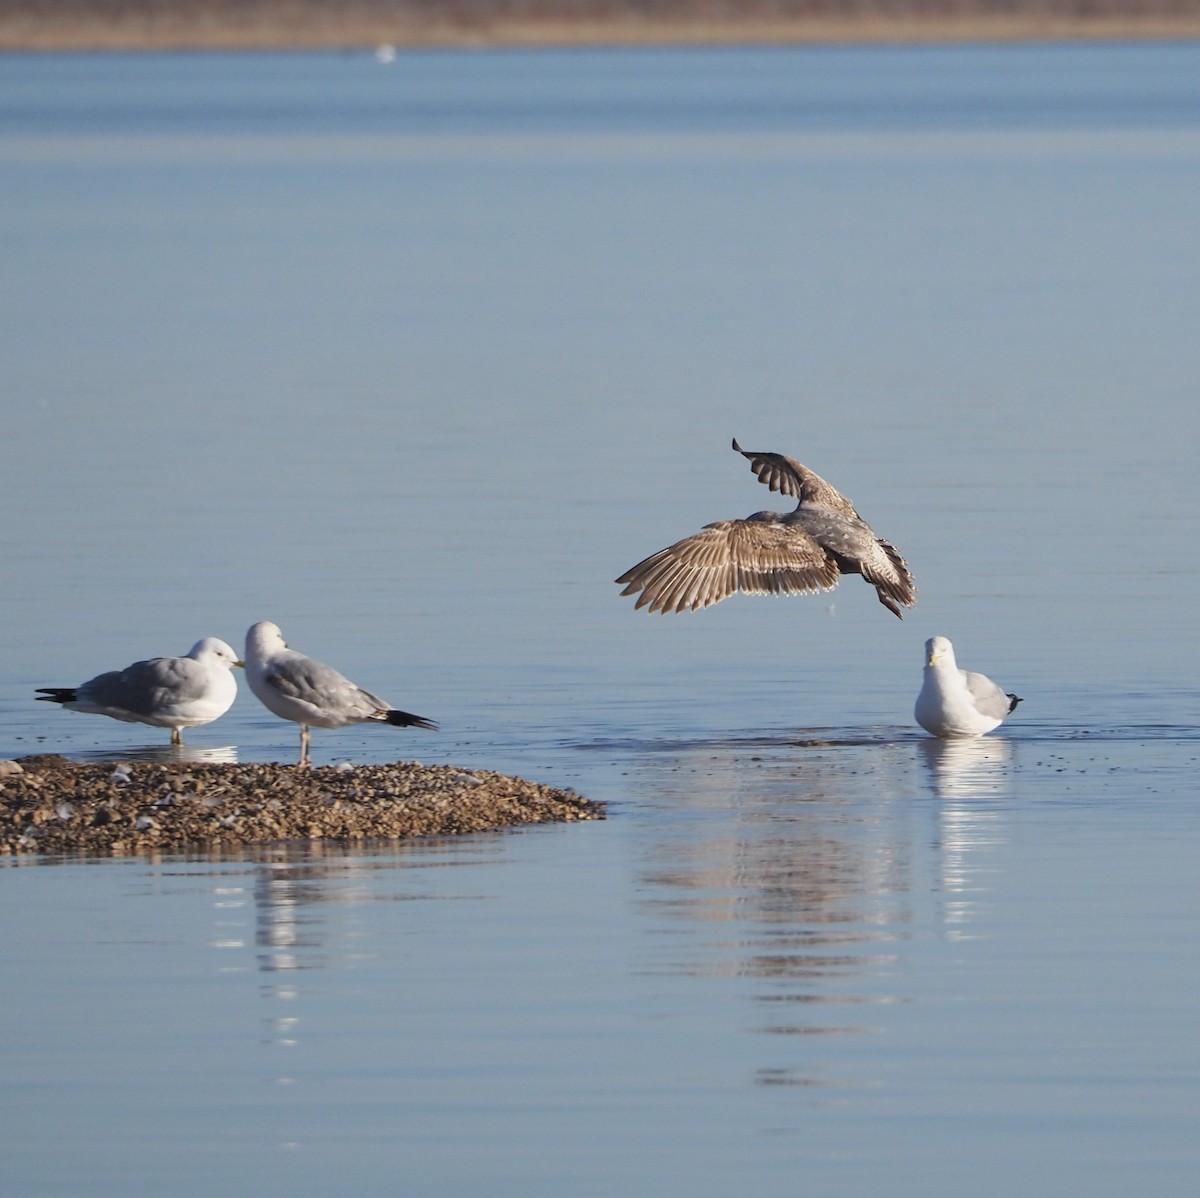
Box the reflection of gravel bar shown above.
[0,756,604,857]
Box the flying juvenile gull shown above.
[244,621,437,767]
[616,438,916,618]
[35,637,242,745]
[914,635,1022,738]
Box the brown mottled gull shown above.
[615,438,916,618]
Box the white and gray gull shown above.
[244,621,437,766]
[914,635,1022,738]
[616,438,916,618]
[35,637,242,745]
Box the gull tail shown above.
[383,709,439,732]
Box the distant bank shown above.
[4,1,1200,52]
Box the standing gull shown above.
[616,438,915,618]
[36,637,242,745]
[244,621,437,766]
[914,635,1022,738]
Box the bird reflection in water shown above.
[73,743,239,765]
[205,841,491,1072]
[629,738,914,1092]
[251,854,343,1089]
[202,847,373,1070]
[920,738,1011,941]
[919,736,1013,801]
[254,857,334,975]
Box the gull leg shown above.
[299,724,311,768]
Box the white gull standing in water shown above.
[914,635,1022,738]
[616,438,915,618]
[244,621,437,766]
[36,637,242,745]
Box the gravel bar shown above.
[0,755,604,857]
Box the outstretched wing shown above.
[616,517,840,614]
[731,437,857,516]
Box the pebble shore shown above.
[0,755,603,857]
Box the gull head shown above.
[188,638,244,669]
[245,621,287,660]
[924,635,956,669]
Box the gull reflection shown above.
[254,857,334,975]
[628,734,914,1092]
[919,739,1011,939]
[919,737,1012,800]
[74,742,239,765]
[201,849,364,1075]
[203,840,501,1072]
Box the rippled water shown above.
[1,44,1199,1196]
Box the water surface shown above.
[1,44,1198,1197]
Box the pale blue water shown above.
[1,44,1199,1197]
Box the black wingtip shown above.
[1007,694,1023,712]
[384,710,439,732]
[731,436,743,453]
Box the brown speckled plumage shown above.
[616,438,915,618]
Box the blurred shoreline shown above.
[3,3,1200,52]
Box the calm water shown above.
[1,44,1199,1196]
